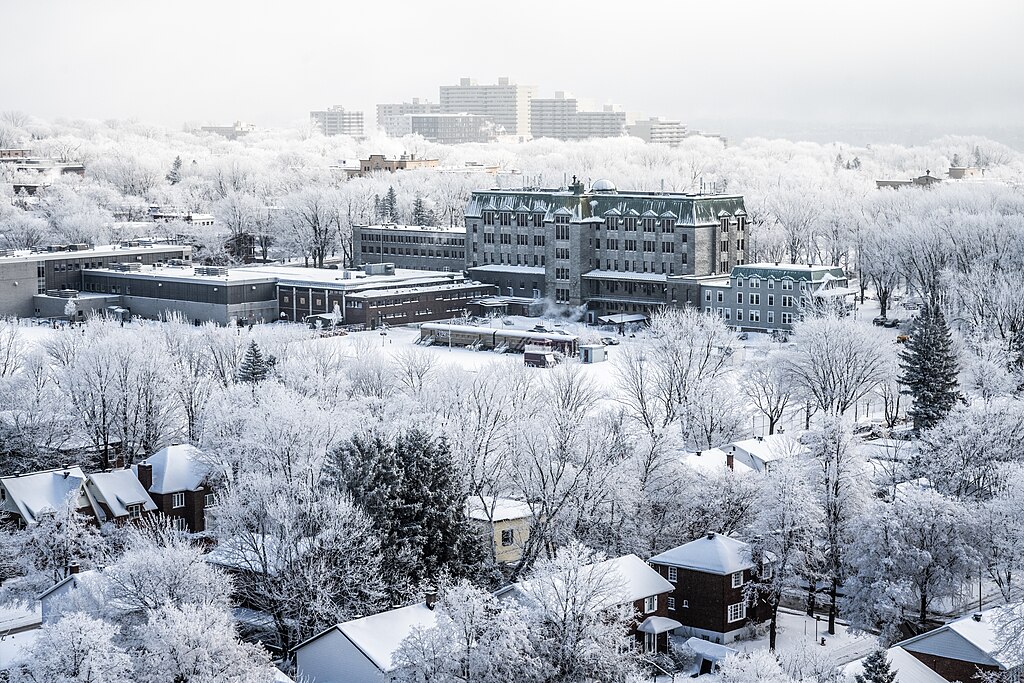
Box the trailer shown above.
[419,322,578,356]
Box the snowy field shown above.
[729,608,876,667]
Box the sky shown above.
[2,0,1023,143]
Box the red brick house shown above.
[85,469,158,524]
[648,533,765,644]
[134,444,215,533]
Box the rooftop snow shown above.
[0,243,187,264]
[844,646,947,683]
[730,434,806,463]
[337,602,438,672]
[135,444,209,494]
[507,554,672,610]
[465,496,532,522]
[898,607,1021,670]
[87,470,157,520]
[359,223,466,233]
[468,264,546,275]
[0,467,91,525]
[682,449,754,477]
[649,533,753,575]
[582,270,667,283]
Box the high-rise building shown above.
[377,98,441,135]
[310,106,365,138]
[628,117,689,146]
[389,113,497,145]
[530,92,627,140]
[439,77,535,138]
[463,178,748,320]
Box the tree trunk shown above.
[828,578,838,635]
[769,601,779,651]
[919,587,928,627]
[806,580,816,616]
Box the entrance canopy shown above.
[637,616,683,634]
[598,313,648,325]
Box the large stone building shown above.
[354,224,466,272]
[439,77,535,138]
[0,242,191,317]
[530,92,627,140]
[346,154,439,178]
[310,106,365,138]
[377,98,441,135]
[463,178,748,320]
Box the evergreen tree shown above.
[236,341,269,384]
[335,429,483,600]
[380,186,398,222]
[411,195,436,226]
[899,305,960,431]
[166,155,183,185]
[855,649,897,683]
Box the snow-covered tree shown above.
[7,615,132,682]
[236,339,270,384]
[854,649,898,683]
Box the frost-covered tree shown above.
[718,650,795,683]
[899,305,961,431]
[7,612,133,683]
[236,339,270,384]
[742,351,792,435]
[855,649,898,683]
[166,155,183,185]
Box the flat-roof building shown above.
[345,154,439,179]
[377,98,441,135]
[354,224,466,273]
[530,92,627,140]
[628,117,689,146]
[389,113,497,145]
[310,106,365,138]
[439,77,535,138]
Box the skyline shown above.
[2,1,1024,146]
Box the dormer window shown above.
[127,504,142,521]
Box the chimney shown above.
[707,533,716,541]
[726,451,734,471]
[695,451,702,457]
[972,613,983,622]
[757,435,764,442]
[68,561,80,575]
[137,462,153,491]
[424,587,438,610]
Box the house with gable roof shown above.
[465,495,533,564]
[85,469,158,524]
[134,444,216,532]
[648,533,766,644]
[0,466,101,527]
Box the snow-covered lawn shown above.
[0,602,41,633]
[0,627,39,669]
[730,607,877,667]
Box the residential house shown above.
[38,563,95,624]
[294,599,439,683]
[727,434,807,474]
[85,469,158,524]
[845,607,1021,683]
[497,553,678,654]
[648,533,765,644]
[465,496,533,564]
[682,448,755,477]
[134,444,215,532]
[0,466,99,527]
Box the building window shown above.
[644,631,656,653]
[782,279,794,290]
[782,312,793,325]
[768,279,774,289]
[750,278,759,288]
[728,602,747,623]
[768,294,775,306]
[644,596,658,613]
[732,571,744,588]
[683,600,689,608]
[736,292,743,304]
[501,529,515,547]
[782,295,794,308]
[717,292,723,303]
[204,492,216,507]
[750,293,760,306]
[736,309,743,321]
[768,311,775,324]
[736,278,743,288]
[172,492,185,509]
[127,504,142,521]
[749,310,760,322]
[668,597,676,610]
[704,291,712,302]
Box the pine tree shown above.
[899,305,960,431]
[335,429,483,600]
[380,186,398,222]
[855,649,897,683]
[411,195,435,226]
[166,155,183,185]
[236,340,269,384]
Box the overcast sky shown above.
[3,0,1022,139]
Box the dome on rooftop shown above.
[591,178,617,193]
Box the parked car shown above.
[883,318,900,328]
[872,316,888,326]
[896,334,910,343]
[601,337,621,346]
[737,332,749,341]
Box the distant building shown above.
[148,206,215,225]
[465,496,532,564]
[439,77,535,138]
[310,106,365,138]
[628,117,689,146]
[0,148,32,161]
[377,98,441,134]
[672,262,856,332]
[530,92,627,140]
[199,121,256,139]
[947,166,985,179]
[464,178,749,320]
[389,113,497,144]
[0,242,191,318]
[345,153,439,179]
[354,224,466,272]
[875,170,943,189]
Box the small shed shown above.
[579,344,607,364]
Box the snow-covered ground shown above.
[0,603,40,633]
[0,629,39,669]
[729,607,876,667]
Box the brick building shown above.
[135,444,216,533]
[354,224,466,272]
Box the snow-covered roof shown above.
[729,434,806,464]
[135,444,209,494]
[506,554,673,610]
[0,467,92,525]
[637,615,683,634]
[682,448,755,477]
[337,603,438,672]
[37,569,96,601]
[86,470,157,521]
[685,636,738,661]
[844,646,947,683]
[648,533,753,575]
[898,607,1020,670]
[465,496,532,522]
